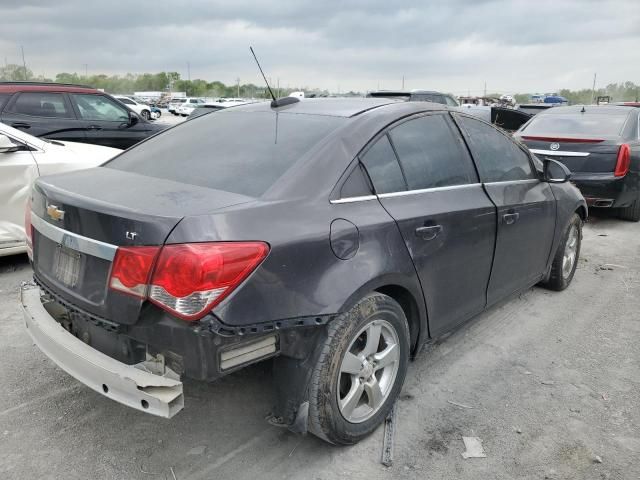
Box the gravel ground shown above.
[0,213,638,479]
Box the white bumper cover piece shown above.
[20,284,184,418]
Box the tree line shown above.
[0,64,637,103]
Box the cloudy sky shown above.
[1,0,638,94]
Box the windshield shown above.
[521,112,629,136]
[106,111,345,197]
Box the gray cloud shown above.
[1,0,638,93]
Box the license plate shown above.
[54,246,81,287]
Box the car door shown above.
[453,113,556,306]
[0,131,39,247]
[68,93,148,149]
[360,113,497,336]
[1,91,87,143]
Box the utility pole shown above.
[277,78,280,98]
[236,77,240,97]
[483,81,487,97]
[187,61,191,82]
[83,63,88,78]
[20,45,27,80]
[402,75,405,90]
[591,73,597,104]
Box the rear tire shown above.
[541,213,582,291]
[308,293,409,445]
[618,198,640,222]
[141,110,151,120]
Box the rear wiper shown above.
[49,140,65,146]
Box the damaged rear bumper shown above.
[20,283,184,418]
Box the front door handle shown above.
[11,122,31,129]
[86,125,102,130]
[415,225,443,240]
[503,212,520,225]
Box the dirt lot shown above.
[0,213,638,480]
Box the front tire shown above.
[541,213,582,291]
[141,110,151,120]
[308,293,409,445]
[618,198,640,222]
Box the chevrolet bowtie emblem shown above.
[46,204,65,221]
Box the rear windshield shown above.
[106,111,345,197]
[521,112,629,136]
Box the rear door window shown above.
[6,92,72,118]
[456,115,535,182]
[359,134,407,194]
[71,94,129,122]
[388,114,477,190]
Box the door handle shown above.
[503,212,520,225]
[415,225,443,240]
[11,122,31,129]
[86,125,102,130]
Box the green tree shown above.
[0,64,33,81]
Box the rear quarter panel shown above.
[166,197,425,333]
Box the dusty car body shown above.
[21,99,586,444]
[0,122,120,257]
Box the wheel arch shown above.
[374,284,423,355]
[337,275,428,357]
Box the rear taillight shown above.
[109,246,160,297]
[614,144,631,177]
[24,196,33,260]
[108,242,269,321]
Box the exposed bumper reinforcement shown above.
[20,284,184,418]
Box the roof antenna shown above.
[580,105,586,113]
[249,46,299,108]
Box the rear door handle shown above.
[415,225,443,240]
[503,212,520,225]
[11,122,31,129]
[86,125,102,130]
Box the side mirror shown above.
[0,134,20,153]
[543,158,571,183]
[128,111,139,126]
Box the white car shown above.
[0,122,120,257]
[176,98,206,116]
[168,98,187,115]
[113,96,153,120]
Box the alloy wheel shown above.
[562,224,578,279]
[337,319,400,423]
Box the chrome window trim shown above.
[377,182,481,199]
[30,213,118,261]
[331,183,483,204]
[330,195,377,204]
[530,149,590,157]
[484,178,540,186]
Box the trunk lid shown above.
[31,167,253,324]
[518,136,622,173]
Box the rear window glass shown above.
[106,111,345,197]
[521,112,629,136]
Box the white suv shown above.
[114,96,153,120]
[176,98,206,116]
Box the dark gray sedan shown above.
[22,98,586,445]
